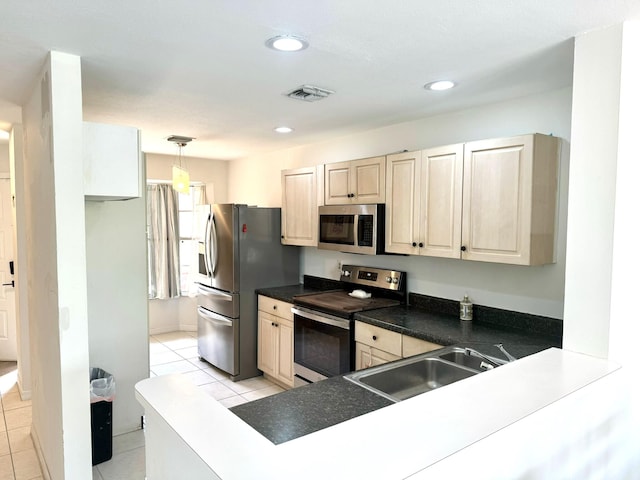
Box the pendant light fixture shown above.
[168,135,193,194]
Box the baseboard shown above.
[30,425,51,480]
[17,379,32,401]
[178,324,196,333]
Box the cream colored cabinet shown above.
[461,134,559,265]
[325,156,385,205]
[281,166,324,246]
[83,121,141,201]
[257,296,294,388]
[354,321,402,370]
[355,321,444,369]
[385,145,463,257]
[386,134,559,266]
[402,335,442,357]
[355,342,401,370]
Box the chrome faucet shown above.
[463,348,504,369]
[494,343,517,362]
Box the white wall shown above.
[85,149,149,435]
[22,52,92,479]
[146,153,229,333]
[564,22,640,365]
[228,87,572,318]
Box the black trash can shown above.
[89,368,115,466]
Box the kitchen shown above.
[138,71,637,478]
[1,4,639,480]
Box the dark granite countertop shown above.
[244,279,562,445]
[256,274,344,304]
[230,376,392,444]
[354,306,560,359]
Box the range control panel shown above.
[340,265,405,292]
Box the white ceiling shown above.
[1,1,639,159]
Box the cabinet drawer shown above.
[355,322,402,357]
[258,295,293,321]
[402,335,442,357]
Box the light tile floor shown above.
[1,331,282,480]
[92,330,283,479]
[0,361,42,480]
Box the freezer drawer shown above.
[197,306,239,375]
[197,283,239,318]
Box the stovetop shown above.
[294,290,401,318]
[293,265,406,319]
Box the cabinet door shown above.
[83,122,141,200]
[324,161,352,205]
[275,319,294,387]
[419,144,464,258]
[385,151,421,254]
[351,156,385,204]
[281,166,322,246]
[402,336,442,357]
[257,311,276,377]
[461,134,558,265]
[355,342,400,370]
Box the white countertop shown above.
[136,348,625,479]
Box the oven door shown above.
[292,307,353,385]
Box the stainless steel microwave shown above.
[317,204,385,255]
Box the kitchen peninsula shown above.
[136,277,631,479]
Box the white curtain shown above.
[147,184,180,299]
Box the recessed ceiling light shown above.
[274,126,294,134]
[424,80,456,91]
[265,35,308,52]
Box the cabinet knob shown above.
[461,246,467,252]
[372,335,377,341]
[412,242,417,247]
[418,242,424,248]
[281,235,285,239]
[273,305,277,310]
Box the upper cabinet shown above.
[83,122,141,201]
[281,166,324,246]
[461,134,559,265]
[385,145,463,257]
[324,156,385,205]
[385,134,559,266]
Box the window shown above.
[177,184,207,295]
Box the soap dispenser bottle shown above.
[460,295,473,321]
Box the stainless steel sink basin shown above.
[345,345,510,402]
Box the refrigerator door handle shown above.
[197,306,233,326]
[210,214,219,276]
[204,213,213,277]
[197,284,233,301]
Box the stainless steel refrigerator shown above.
[195,204,299,381]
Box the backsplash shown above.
[409,293,563,342]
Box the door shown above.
[281,167,319,246]
[385,151,421,254]
[210,204,238,292]
[0,178,16,361]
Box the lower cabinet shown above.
[257,296,294,388]
[355,321,443,370]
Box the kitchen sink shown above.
[345,345,509,402]
[438,347,507,371]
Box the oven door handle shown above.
[291,307,350,330]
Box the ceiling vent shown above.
[286,85,335,102]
